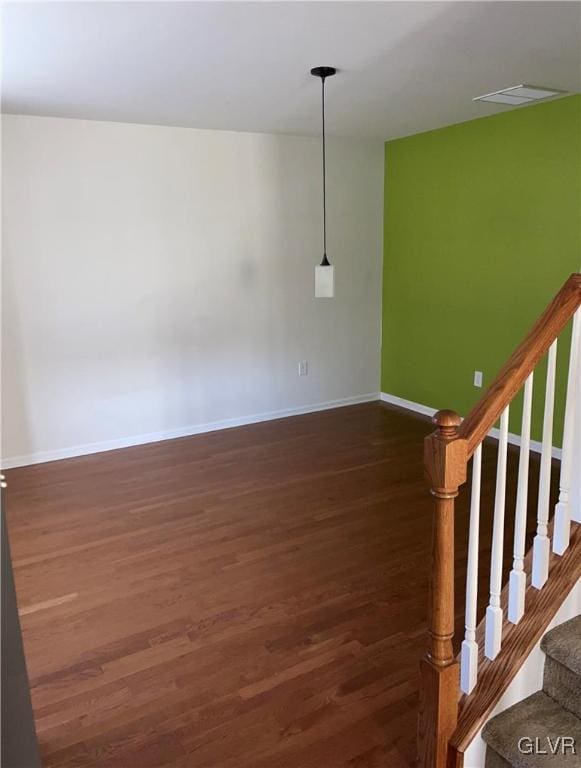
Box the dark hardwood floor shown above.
[4,402,555,768]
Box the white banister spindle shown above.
[554,312,581,554]
[461,443,483,694]
[532,340,558,588]
[572,313,581,525]
[485,406,510,660]
[572,420,581,524]
[508,373,534,624]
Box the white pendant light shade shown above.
[315,263,335,298]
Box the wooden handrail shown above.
[418,273,581,768]
[460,273,581,458]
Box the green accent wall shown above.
[381,95,581,442]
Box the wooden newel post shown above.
[418,410,468,768]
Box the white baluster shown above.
[508,373,534,624]
[572,423,581,524]
[461,443,482,694]
[485,406,509,660]
[554,312,581,554]
[532,340,557,588]
[572,316,581,525]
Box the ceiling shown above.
[2,1,580,141]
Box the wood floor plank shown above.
[4,402,557,767]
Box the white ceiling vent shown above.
[474,84,567,106]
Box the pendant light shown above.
[311,66,337,298]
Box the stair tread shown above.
[483,691,581,767]
[541,616,581,677]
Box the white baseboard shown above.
[1,392,380,469]
[3,389,562,470]
[380,392,562,460]
[379,392,437,418]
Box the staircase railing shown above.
[418,273,581,768]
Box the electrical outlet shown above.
[474,370,483,388]
[298,361,308,376]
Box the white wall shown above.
[1,115,383,466]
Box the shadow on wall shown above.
[1,254,32,463]
[153,130,380,430]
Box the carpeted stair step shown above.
[541,616,581,719]
[482,690,581,767]
[485,750,513,768]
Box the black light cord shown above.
[321,75,328,266]
[310,66,336,267]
